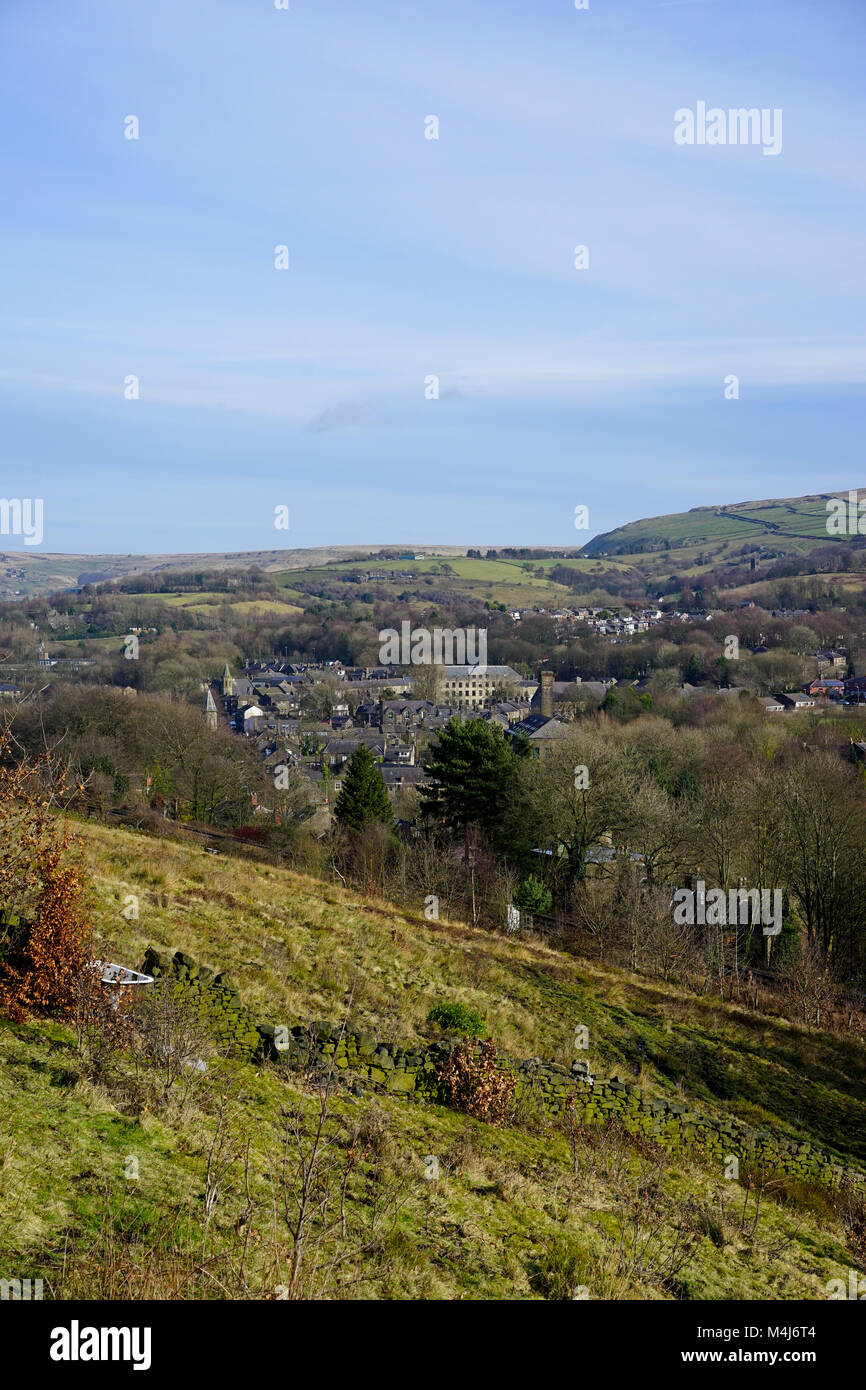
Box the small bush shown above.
[427,1001,486,1038]
[435,1040,515,1124]
[513,875,552,916]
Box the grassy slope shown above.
[584,492,860,559]
[1,818,864,1300]
[724,572,866,604]
[78,822,866,1161]
[278,555,629,608]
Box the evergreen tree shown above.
[682,651,703,686]
[513,875,552,915]
[333,745,393,833]
[421,717,526,842]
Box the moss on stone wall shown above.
[143,944,866,1193]
[141,947,261,1057]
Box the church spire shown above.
[203,688,218,729]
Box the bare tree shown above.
[266,1061,409,1299]
[132,979,217,1110]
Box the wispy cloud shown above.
[0,0,862,550]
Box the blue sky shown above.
[0,0,864,554]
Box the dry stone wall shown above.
[142,946,865,1193]
[141,947,260,1055]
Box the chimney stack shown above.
[540,670,554,719]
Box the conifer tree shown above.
[421,717,525,841]
[333,745,393,833]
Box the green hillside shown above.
[4,488,858,604]
[1,819,863,1302]
[583,490,861,560]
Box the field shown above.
[279,554,634,608]
[136,591,232,607]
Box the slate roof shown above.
[509,714,572,741]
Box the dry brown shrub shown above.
[436,1040,515,1124]
[0,732,97,1022]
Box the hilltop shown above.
[0,546,485,601]
[583,489,860,563]
[4,487,859,606]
